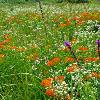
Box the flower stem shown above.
[70,48,81,67]
[98,43,100,60]
[38,0,44,19]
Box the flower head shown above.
[45,89,55,97]
[96,40,100,45]
[47,57,60,67]
[78,46,89,51]
[41,78,52,87]
[67,64,79,73]
[64,41,71,48]
[55,75,64,82]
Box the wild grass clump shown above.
[0,2,100,100]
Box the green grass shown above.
[0,2,100,100]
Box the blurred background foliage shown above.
[0,0,95,3]
[0,0,99,6]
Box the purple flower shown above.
[96,40,100,45]
[64,41,71,48]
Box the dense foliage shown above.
[0,1,100,100]
[0,0,89,3]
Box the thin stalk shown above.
[37,0,48,38]
[97,44,100,60]
[69,48,81,67]
[38,0,44,19]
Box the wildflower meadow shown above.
[0,0,100,100]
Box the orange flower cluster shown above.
[72,15,85,26]
[59,23,66,27]
[0,34,11,46]
[0,45,4,49]
[0,38,11,45]
[57,11,100,29]
[91,72,100,78]
[84,57,99,63]
[6,16,16,23]
[7,45,26,52]
[84,72,100,80]
[66,19,71,26]
[41,76,66,97]
[78,46,89,51]
[65,57,74,63]
[41,78,53,87]
[45,89,55,96]
[54,75,65,83]
[45,89,55,97]
[80,12,90,17]
[47,57,60,67]
[67,64,79,73]
[59,19,71,27]
[9,46,17,50]
[73,16,80,21]
[79,11,100,22]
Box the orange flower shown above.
[91,72,98,77]
[52,57,60,63]
[76,20,84,26]
[84,57,98,63]
[55,75,64,81]
[47,60,54,67]
[45,89,55,97]
[47,57,60,67]
[33,53,39,60]
[83,74,92,80]
[67,64,79,73]
[91,72,100,78]
[73,16,80,21]
[83,72,100,80]
[65,57,74,63]
[59,23,66,27]
[41,78,52,87]
[0,45,4,49]
[0,38,11,45]
[0,54,5,58]
[78,46,89,51]
[3,34,10,39]
[9,46,17,50]
[66,19,71,26]
[6,16,16,23]
[46,78,53,82]
[80,12,89,17]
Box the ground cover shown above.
[0,2,100,100]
